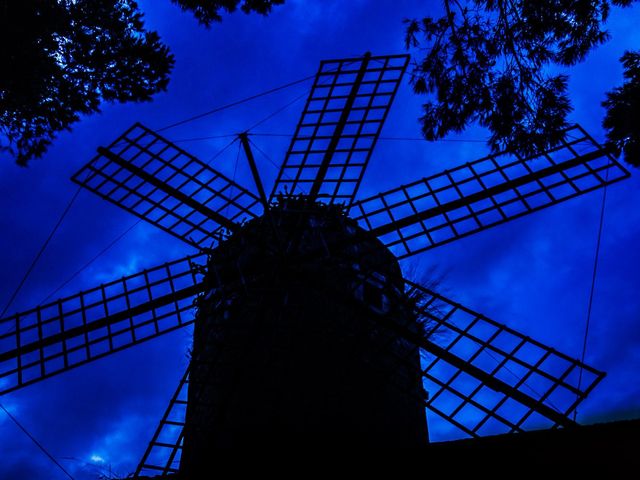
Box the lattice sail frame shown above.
[403,281,604,438]
[72,123,261,248]
[351,125,630,259]
[134,273,605,471]
[0,254,206,395]
[270,53,409,206]
[135,366,189,477]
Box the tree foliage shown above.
[0,0,174,166]
[0,0,287,166]
[405,0,639,166]
[603,50,640,166]
[171,0,285,26]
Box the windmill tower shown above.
[0,53,630,475]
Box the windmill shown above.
[0,52,630,475]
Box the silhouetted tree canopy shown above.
[603,50,640,165]
[171,0,285,26]
[405,0,640,167]
[0,0,174,166]
[0,0,287,166]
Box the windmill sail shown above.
[0,254,205,394]
[131,273,605,468]
[397,281,604,437]
[351,125,630,259]
[270,53,409,206]
[135,366,189,477]
[72,123,261,248]
[348,273,605,437]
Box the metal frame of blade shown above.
[72,123,261,248]
[0,254,206,395]
[134,366,189,477]
[270,53,409,206]
[351,125,630,259]
[393,279,604,437]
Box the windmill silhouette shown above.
[0,53,631,475]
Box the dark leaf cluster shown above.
[405,0,638,162]
[171,0,285,26]
[0,0,174,166]
[603,50,640,166]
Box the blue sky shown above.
[1,0,639,477]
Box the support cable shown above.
[248,137,302,190]
[574,163,610,421]
[156,58,362,135]
[244,90,310,132]
[224,140,242,219]
[247,137,285,172]
[1,185,82,319]
[0,403,75,480]
[155,73,318,133]
[36,138,238,308]
[39,220,141,305]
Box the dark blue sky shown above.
[1,0,639,477]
